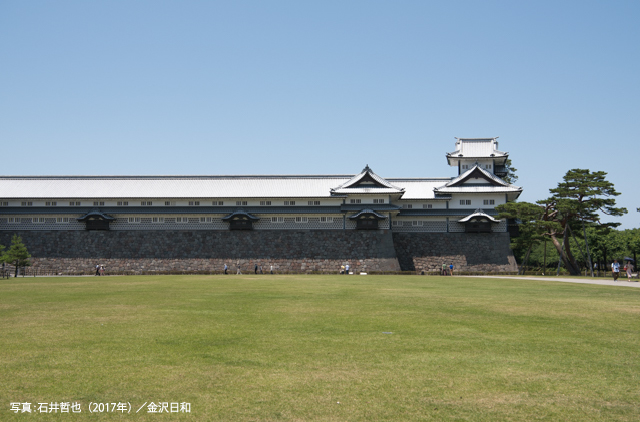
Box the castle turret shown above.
[446,138,509,176]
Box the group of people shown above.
[339,264,350,275]
[611,259,635,282]
[223,263,274,275]
[441,263,454,276]
[94,264,105,276]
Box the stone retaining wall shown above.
[0,230,400,274]
[392,232,518,272]
[0,230,517,274]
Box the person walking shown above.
[345,264,350,275]
[236,261,242,275]
[442,263,447,276]
[99,265,105,276]
[254,263,258,274]
[270,265,273,274]
[340,265,345,275]
[626,261,634,282]
[224,263,228,275]
[449,263,454,276]
[95,264,100,276]
[611,259,620,281]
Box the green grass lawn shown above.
[1,274,639,421]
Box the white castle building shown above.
[0,138,521,235]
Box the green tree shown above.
[495,201,549,274]
[501,159,518,185]
[537,169,627,275]
[6,235,31,277]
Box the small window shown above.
[188,201,200,206]
[284,201,295,206]
[0,202,8,206]
[199,217,212,223]
[308,200,320,206]
[412,221,424,226]
[117,201,129,206]
[212,201,223,206]
[152,217,164,223]
[34,217,45,223]
[319,217,334,223]
[485,164,492,170]
[236,201,248,206]
[462,164,469,170]
[93,201,105,206]
[69,201,81,206]
[141,201,152,206]
[460,200,471,205]
[46,201,57,206]
[260,201,272,206]
[423,204,433,209]
[295,217,308,223]
[21,201,33,206]
[483,199,495,205]
[349,199,361,204]
[373,199,385,204]
[392,220,402,227]
[8,217,19,223]
[402,204,413,209]
[56,217,70,223]
[165,201,176,206]
[128,217,141,223]
[271,217,284,223]
[176,217,188,223]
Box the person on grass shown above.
[625,261,634,282]
[611,260,620,281]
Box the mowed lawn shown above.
[1,274,639,421]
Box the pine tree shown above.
[6,235,31,277]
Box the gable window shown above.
[260,201,272,206]
[308,200,320,206]
[350,199,361,204]
[284,201,295,206]
[460,200,471,205]
[117,201,129,206]
[271,217,284,223]
[236,201,248,206]
[483,199,495,205]
[46,201,57,206]
[189,201,200,206]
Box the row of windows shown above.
[124,216,335,224]
[7,217,70,223]
[392,220,435,227]
[401,204,433,209]
[459,199,495,205]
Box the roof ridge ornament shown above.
[362,164,371,173]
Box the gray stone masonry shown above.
[0,230,517,274]
[392,232,518,272]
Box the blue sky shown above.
[1,1,638,228]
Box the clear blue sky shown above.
[1,1,638,229]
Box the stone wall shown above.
[0,230,517,275]
[392,232,518,272]
[0,230,400,274]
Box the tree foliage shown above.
[5,235,31,277]
[501,159,518,185]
